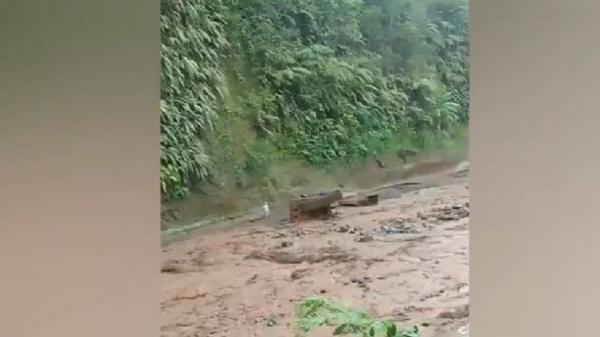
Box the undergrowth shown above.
[160,0,469,202]
[297,297,420,337]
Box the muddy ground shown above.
[161,163,469,337]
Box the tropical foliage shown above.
[160,0,469,200]
[297,297,420,337]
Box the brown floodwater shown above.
[161,163,470,337]
[161,150,467,241]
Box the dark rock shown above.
[356,234,374,243]
[280,241,293,248]
[437,305,469,320]
[334,225,350,233]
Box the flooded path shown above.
[161,161,469,337]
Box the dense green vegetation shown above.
[160,0,469,201]
[297,296,420,336]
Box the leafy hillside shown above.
[160,0,469,201]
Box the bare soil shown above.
[161,163,469,337]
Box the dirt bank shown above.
[161,164,469,337]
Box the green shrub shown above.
[297,297,420,337]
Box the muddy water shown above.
[161,154,467,245]
[161,161,469,337]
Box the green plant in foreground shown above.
[297,297,420,337]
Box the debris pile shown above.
[377,219,420,235]
[245,246,355,265]
[429,203,470,221]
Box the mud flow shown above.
[161,161,469,337]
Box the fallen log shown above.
[339,194,379,207]
[289,190,343,223]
